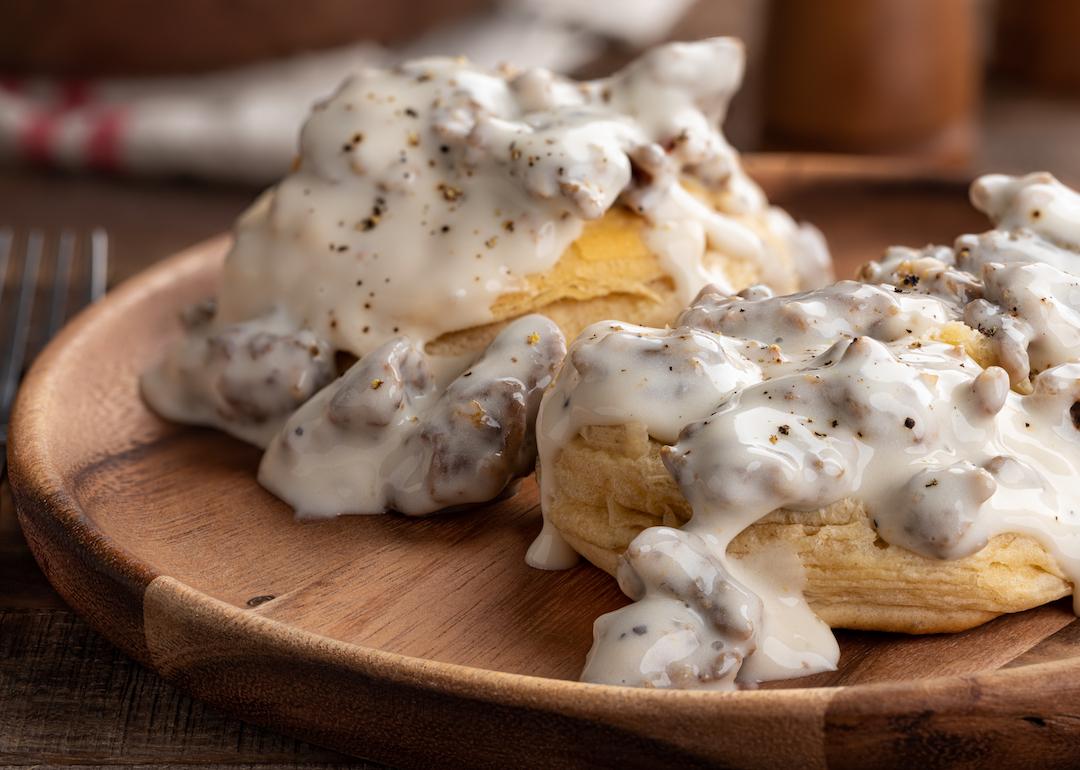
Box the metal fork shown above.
[0,228,108,476]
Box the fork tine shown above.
[0,230,11,297]
[1,231,43,415]
[47,230,76,338]
[90,227,108,302]
[0,229,10,470]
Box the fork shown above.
[0,228,108,477]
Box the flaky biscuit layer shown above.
[427,205,793,358]
[544,423,1071,634]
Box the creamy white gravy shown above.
[142,38,826,450]
[259,314,564,516]
[534,172,1080,689]
[141,303,337,447]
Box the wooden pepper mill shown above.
[995,0,1080,93]
[762,0,979,165]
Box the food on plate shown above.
[142,38,829,516]
[533,172,1080,689]
[259,314,564,517]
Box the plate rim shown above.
[11,162,1080,766]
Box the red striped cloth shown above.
[5,78,127,171]
[0,42,399,183]
[0,1,682,183]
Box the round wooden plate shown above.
[11,157,1080,769]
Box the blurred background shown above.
[1,0,1079,278]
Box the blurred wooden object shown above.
[762,0,979,164]
[0,0,489,76]
[995,0,1080,94]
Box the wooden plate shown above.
[12,157,1080,769]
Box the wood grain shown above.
[0,609,369,767]
[0,486,372,767]
[11,160,1080,768]
[1,483,66,610]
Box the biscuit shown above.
[544,423,1071,634]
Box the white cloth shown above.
[0,0,693,184]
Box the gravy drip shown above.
[535,172,1080,689]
